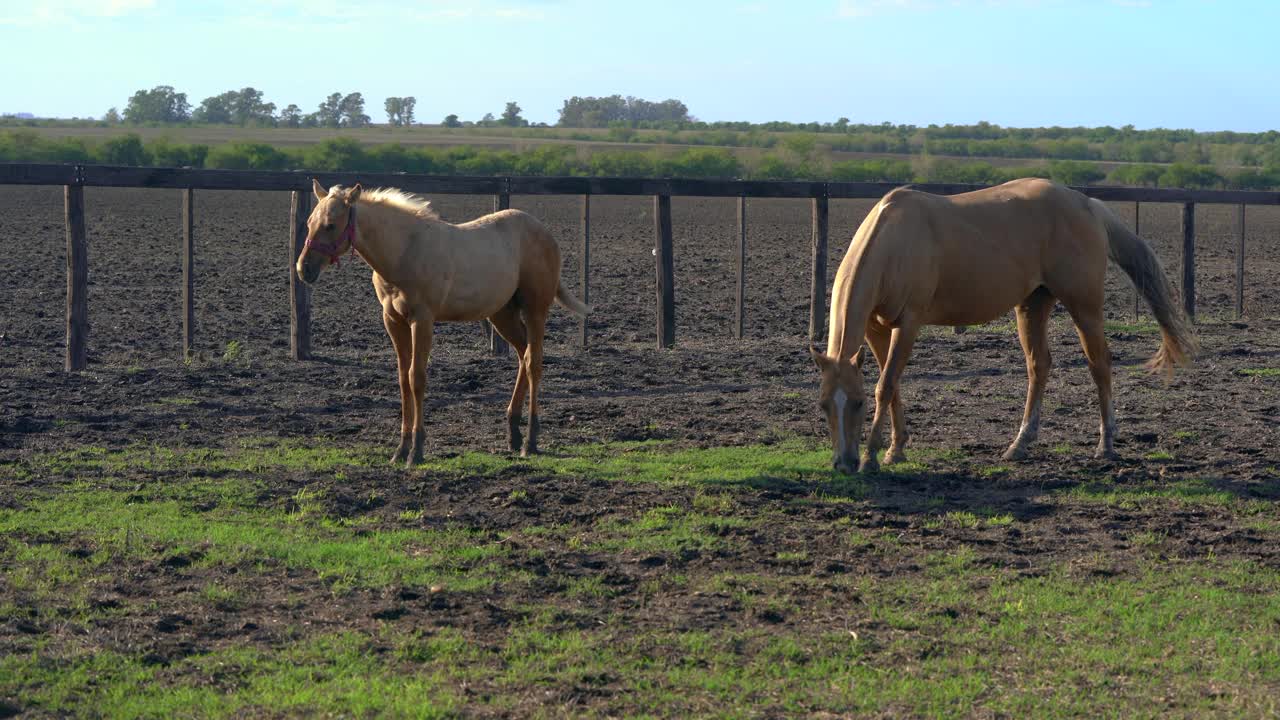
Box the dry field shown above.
[1,185,1278,717]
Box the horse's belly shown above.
[926,277,1040,326]
[435,274,520,321]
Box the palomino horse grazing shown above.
[297,180,590,467]
[813,178,1196,474]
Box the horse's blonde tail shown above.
[555,283,591,317]
[1089,198,1198,375]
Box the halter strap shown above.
[305,205,358,267]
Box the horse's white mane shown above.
[345,186,440,220]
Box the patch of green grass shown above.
[1050,443,1073,455]
[593,505,748,555]
[1060,477,1241,508]
[1144,450,1175,461]
[0,489,516,596]
[775,550,809,563]
[222,340,243,362]
[1171,430,1197,441]
[6,559,1280,717]
[1105,320,1161,335]
[1,632,465,718]
[1239,367,1280,377]
[29,440,382,478]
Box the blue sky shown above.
[3,0,1274,132]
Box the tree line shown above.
[41,85,1278,171]
[6,128,1278,189]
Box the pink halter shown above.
[306,206,358,267]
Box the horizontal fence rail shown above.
[4,162,1280,204]
[1,163,1269,371]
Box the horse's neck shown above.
[351,203,429,286]
[826,263,878,363]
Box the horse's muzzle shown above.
[832,453,858,475]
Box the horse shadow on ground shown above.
[697,448,1280,525]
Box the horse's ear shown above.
[810,344,832,372]
[312,178,327,201]
[347,183,363,203]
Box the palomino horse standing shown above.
[813,178,1197,474]
[297,180,590,467]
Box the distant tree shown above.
[231,87,275,126]
[500,101,526,127]
[339,93,370,128]
[103,107,121,124]
[481,112,496,127]
[557,95,690,128]
[123,85,190,124]
[280,104,303,128]
[443,113,461,128]
[385,97,403,126]
[835,117,850,132]
[401,97,415,126]
[192,92,234,124]
[317,93,344,128]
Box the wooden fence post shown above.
[1182,202,1195,319]
[1132,201,1141,321]
[181,188,195,360]
[65,184,88,371]
[734,196,746,340]
[1236,204,1245,319]
[654,194,675,349]
[289,190,312,360]
[490,192,511,356]
[809,195,829,342]
[579,194,590,347]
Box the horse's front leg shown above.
[407,314,434,468]
[383,311,414,464]
[861,323,918,473]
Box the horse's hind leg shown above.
[865,323,908,464]
[407,316,434,467]
[383,311,414,465]
[1004,288,1056,461]
[1062,300,1117,460]
[521,307,548,457]
[489,305,530,453]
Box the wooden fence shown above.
[2,163,1276,371]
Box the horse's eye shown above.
[325,223,335,231]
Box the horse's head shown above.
[811,345,866,475]
[296,179,362,285]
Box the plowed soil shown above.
[2,185,1278,715]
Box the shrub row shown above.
[3,130,1277,189]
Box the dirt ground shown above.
[2,185,1279,714]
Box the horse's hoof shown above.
[522,416,540,458]
[885,449,908,465]
[858,458,880,474]
[507,416,523,453]
[1002,446,1028,462]
[1094,448,1118,461]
